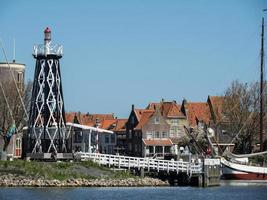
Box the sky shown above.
[0,0,267,118]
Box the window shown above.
[74,131,83,143]
[16,138,21,149]
[17,72,23,83]
[149,146,154,154]
[155,117,159,124]
[162,132,168,138]
[129,130,132,139]
[155,131,160,138]
[105,135,109,143]
[111,134,115,143]
[172,119,178,125]
[128,143,132,151]
[155,146,162,153]
[198,122,204,129]
[15,137,22,157]
[147,132,152,139]
[152,131,155,138]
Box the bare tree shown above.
[222,80,267,153]
[0,80,32,151]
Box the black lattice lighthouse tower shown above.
[26,27,69,156]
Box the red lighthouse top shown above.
[44,27,51,33]
[44,27,51,41]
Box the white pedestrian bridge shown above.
[76,152,203,175]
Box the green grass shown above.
[0,160,136,180]
[111,171,135,179]
[79,160,110,171]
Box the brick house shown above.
[181,99,212,129]
[126,105,172,158]
[112,119,127,155]
[100,118,127,154]
[207,96,235,152]
[181,97,235,154]
[147,100,188,144]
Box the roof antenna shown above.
[13,38,15,63]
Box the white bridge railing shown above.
[76,152,203,175]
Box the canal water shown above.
[0,181,266,200]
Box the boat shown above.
[220,17,267,180]
[221,153,267,180]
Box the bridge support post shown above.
[203,159,220,187]
[140,167,145,178]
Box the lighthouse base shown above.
[26,153,74,161]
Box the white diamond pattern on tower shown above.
[26,28,69,156]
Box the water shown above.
[0,181,266,200]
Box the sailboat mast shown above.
[260,17,265,151]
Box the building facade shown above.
[0,61,25,159]
[147,100,188,144]
[126,105,173,158]
[0,61,25,91]
[65,112,116,154]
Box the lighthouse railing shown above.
[33,44,63,57]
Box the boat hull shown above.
[222,164,267,180]
[221,158,267,180]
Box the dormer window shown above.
[155,117,159,124]
[172,119,178,125]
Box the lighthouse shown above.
[25,27,70,158]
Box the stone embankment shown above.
[0,174,169,187]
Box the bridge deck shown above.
[77,153,203,175]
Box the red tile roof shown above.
[135,110,155,130]
[134,109,151,122]
[65,112,114,126]
[143,139,173,146]
[100,119,117,130]
[115,119,127,132]
[100,118,127,133]
[147,103,160,110]
[186,102,211,126]
[65,112,76,123]
[147,101,186,118]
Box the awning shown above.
[143,139,173,146]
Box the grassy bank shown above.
[0,160,135,180]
